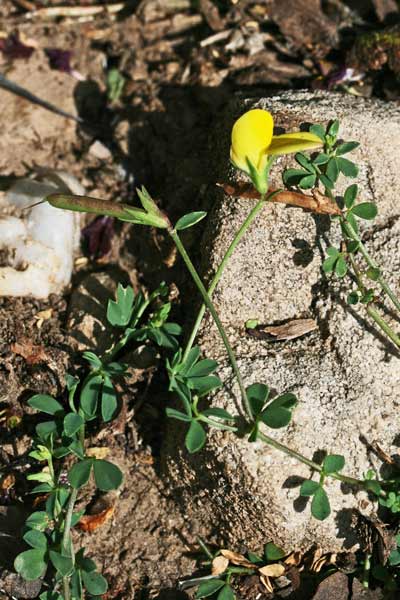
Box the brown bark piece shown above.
[268,0,338,58]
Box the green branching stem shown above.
[182,194,268,361]
[343,219,400,315]
[169,228,253,421]
[348,254,400,348]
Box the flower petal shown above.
[268,132,323,156]
[231,109,274,171]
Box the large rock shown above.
[165,91,400,552]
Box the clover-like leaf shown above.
[185,420,206,454]
[337,157,358,178]
[264,541,286,561]
[28,394,64,416]
[311,486,331,520]
[351,202,377,220]
[196,579,225,598]
[323,454,345,474]
[300,480,320,497]
[260,393,297,429]
[93,459,123,491]
[246,383,269,418]
[14,549,47,581]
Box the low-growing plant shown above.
[14,281,181,598]
[16,108,400,596]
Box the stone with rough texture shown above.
[165,91,400,552]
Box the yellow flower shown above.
[230,108,323,193]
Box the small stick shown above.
[220,182,341,216]
[0,73,83,123]
[11,0,36,10]
[24,3,125,19]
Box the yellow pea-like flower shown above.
[230,108,323,193]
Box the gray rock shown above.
[165,91,400,552]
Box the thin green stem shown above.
[169,229,253,420]
[257,431,367,488]
[61,487,78,599]
[343,219,400,314]
[183,195,268,361]
[348,254,400,348]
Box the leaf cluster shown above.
[300,454,345,520]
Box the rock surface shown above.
[165,91,400,552]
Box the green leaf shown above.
[326,246,339,258]
[298,174,316,189]
[196,579,225,598]
[347,291,359,305]
[76,549,97,573]
[166,408,192,422]
[82,351,102,369]
[68,439,85,460]
[82,570,108,595]
[175,212,207,231]
[311,486,331,520]
[137,186,163,217]
[264,542,286,561]
[260,393,297,429]
[319,173,334,190]
[187,359,218,378]
[40,593,63,600]
[25,511,49,531]
[28,394,64,416]
[328,120,339,138]
[323,454,345,474]
[188,375,222,396]
[93,459,123,491]
[68,459,93,489]
[326,158,339,183]
[344,184,358,209]
[63,413,84,437]
[300,480,320,496]
[366,267,380,281]
[106,67,125,103]
[182,347,201,373]
[312,153,329,165]
[80,374,102,421]
[246,383,269,418]
[185,420,206,454]
[336,141,359,155]
[202,407,234,421]
[337,157,358,178]
[295,153,315,173]
[283,168,307,185]
[248,551,263,564]
[101,376,118,422]
[14,549,47,581]
[346,240,359,254]
[217,585,235,600]
[361,289,374,304]
[23,529,48,550]
[107,283,135,327]
[49,551,74,576]
[335,256,348,278]
[309,123,326,141]
[389,549,400,566]
[365,479,382,496]
[36,420,58,441]
[351,202,377,220]
[322,256,337,274]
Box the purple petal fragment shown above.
[0,34,35,60]
[45,48,73,74]
[81,215,115,259]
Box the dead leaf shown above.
[260,574,273,593]
[212,556,229,576]
[268,0,338,58]
[86,447,109,459]
[220,549,256,568]
[220,183,341,216]
[248,319,317,342]
[284,551,302,566]
[0,474,15,490]
[11,338,49,365]
[77,506,115,533]
[259,563,285,578]
[35,309,53,320]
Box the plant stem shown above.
[61,487,78,600]
[348,254,400,348]
[343,219,400,314]
[183,195,268,361]
[257,431,367,488]
[169,229,253,421]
